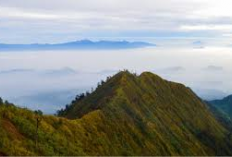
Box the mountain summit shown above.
[58,70,232,155]
[0,71,232,155]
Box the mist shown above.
[0,46,232,113]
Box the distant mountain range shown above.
[0,40,155,51]
[193,88,227,101]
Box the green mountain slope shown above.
[209,95,232,119]
[0,71,232,156]
[206,102,232,131]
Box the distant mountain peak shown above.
[0,40,155,51]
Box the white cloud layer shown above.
[0,0,232,43]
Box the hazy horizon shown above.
[0,46,232,113]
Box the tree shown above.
[91,87,94,93]
[4,100,9,105]
[4,100,14,106]
[100,80,105,85]
[34,110,43,116]
[85,91,90,96]
[0,97,3,105]
[106,76,111,81]
[34,110,43,152]
[79,93,85,100]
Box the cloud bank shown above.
[0,0,232,44]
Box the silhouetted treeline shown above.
[0,97,15,106]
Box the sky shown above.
[0,0,232,44]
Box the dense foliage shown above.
[0,71,232,155]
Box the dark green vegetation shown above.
[1,71,232,155]
[209,95,232,119]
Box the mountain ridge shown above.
[209,95,232,119]
[1,71,232,155]
[0,40,155,51]
[58,70,232,155]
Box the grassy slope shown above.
[209,95,232,119]
[0,71,232,155]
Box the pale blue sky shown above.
[0,0,232,44]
